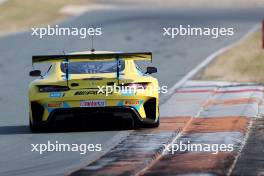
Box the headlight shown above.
[38,85,70,92]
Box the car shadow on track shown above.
[0,125,31,135]
[0,122,133,135]
[48,119,134,133]
[0,118,136,134]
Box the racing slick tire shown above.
[29,118,38,132]
[29,117,47,132]
[139,106,160,128]
[137,116,160,128]
[152,117,160,128]
[148,117,160,128]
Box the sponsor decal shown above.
[50,92,62,98]
[47,102,63,108]
[124,100,140,106]
[80,100,106,107]
[121,91,136,96]
[75,90,113,95]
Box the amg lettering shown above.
[74,90,112,95]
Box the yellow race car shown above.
[28,51,159,131]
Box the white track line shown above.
[161,24,261,104]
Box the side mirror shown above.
[146,67,157,74]
[29,70,41,77]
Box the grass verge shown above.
[0,0,94,34]
[199,30,264,84]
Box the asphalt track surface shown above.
[0,7,264,176]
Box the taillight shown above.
[123,83,148,89]
[38,85,70,92]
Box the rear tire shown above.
[148,117,160,128]
[152,117,160,128]
[29,117,46,132]
[138,117,160,128]
[137,106,160,128]
[29,118,38,132]
[149,107,160,128]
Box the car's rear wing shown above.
[32,52,152,64]
[31,52,153,86]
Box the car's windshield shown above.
[61,60,125,74]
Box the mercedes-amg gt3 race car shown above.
[28,51,159,131]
